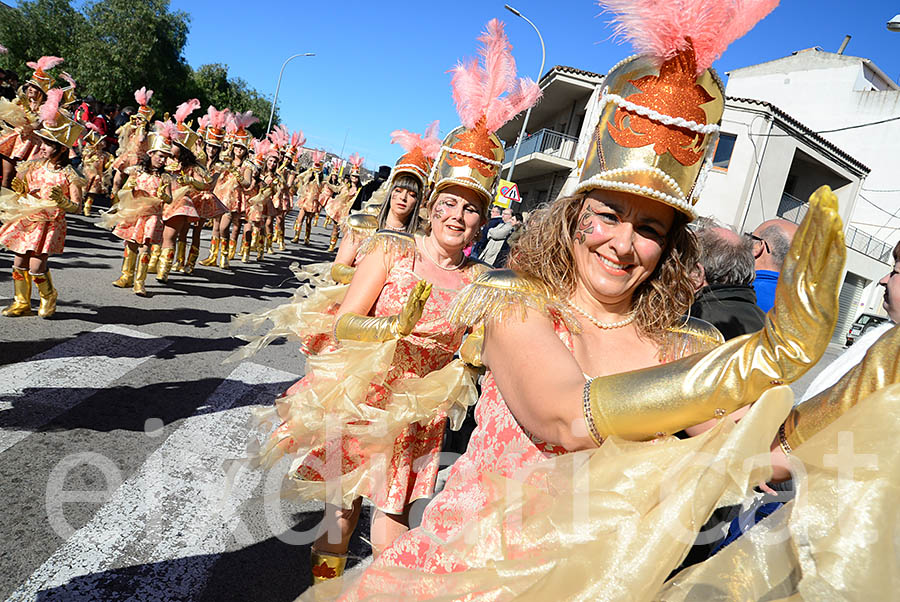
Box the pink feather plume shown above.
[134,87,154,106]
[312,149,326,164]
[154,120,182,142]
[39,88,63,124]
[290,131,300,147]
[347,152,363,168]
[294,130,306,148]
[59,72,76,89]
[390,119,442,160]
[174,98,201,124]
[450,19,541,133]
[0,44,7,55]
[231,110,258,131]
[598,0,779,73]
[225,114,238,134]
[26,56,64,74]
[197,115,210,129]
[207,106,228,129]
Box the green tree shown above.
[189,63,278,137]
[0,0,86,79]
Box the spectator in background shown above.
[351,165,390,212]
[0,70,18,100]
[748,218,798,312]
[689,219,765,340]
[494,211,524,268]
[479,207,514,266]
[471,205,502,258]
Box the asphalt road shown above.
[0,203,848,601]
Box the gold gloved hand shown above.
[585,185,846,443]
[459,324,485,368]
[334,280,432,342]
[50,186,78,212]
[10,177,26,196]
[330,263,355,285]
[781,323,900,452]
[156,181,172,204]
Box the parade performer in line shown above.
[0,56,62,188]
[323,154,363,252]
[0,88,84,318]
[320,159,343,227]
[153,101,202,281]
[103,121,175,297]
[266,125,293,251]
[292,149,325,244]
[80,123,113,217]
[321,6,900,601]
[197,106,231,268]
[216,111,257,268]
[239,19,541,588]
[110,87,154,197]
[243,138,276,263]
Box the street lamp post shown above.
[266,52,315,135]
[504,4,545,184]
[888,14,900,32]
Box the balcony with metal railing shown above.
[502,128,578,180]
[778,192,894,264]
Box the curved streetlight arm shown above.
[266,52,315,135]
[505,5,546,183]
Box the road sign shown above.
[495,179,520,208]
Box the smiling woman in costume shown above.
[325,2,900,600]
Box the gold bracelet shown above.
[582,379,604,447]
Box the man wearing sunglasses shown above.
[746,219,798,312]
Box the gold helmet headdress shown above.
[203,106,229,147]
[34,88,84,148]
[147,120,181,155]
[173,98,202,150]
[228,110,258,149]
[134,87,155,122]
[389,120,442,189]
[578,0,780,219]
[429,19,541,206]
[24,56,63,95]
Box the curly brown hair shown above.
[509,193,699,341]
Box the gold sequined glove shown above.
[50,186,78,212]
[780,322,900,453]
[334,280,432,342]
[330,263,356,285]
[10,177,26,196]
[585,186,846,443]
[156,181,172,204]
[459,324,485,368]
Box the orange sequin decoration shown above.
[607,47,714,166]
[311,561,337,579]
[446,120,498,178]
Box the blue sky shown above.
[165,2,900,166]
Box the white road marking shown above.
[0,325,171,454]
[8,361,297,601]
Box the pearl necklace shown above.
[567,301,635,330]
[421,236,465,271]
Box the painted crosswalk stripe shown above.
[8,361,297,601]
[0,324,171,455]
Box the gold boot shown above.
[277,228,286,251]
[133,250,151,296]
[147,244,162,274]
[156,247,175,282]
[172,241,186,272]
[327,230,339,252]
[265,232,273,253]
[199,238,219,267]
[291,230,300,243]
[257,231,266,261]
[112,247,137,288]
[324,216,332,229]
[313,213,320,227]
[32,270,58,318]
[310,550,347,584]
[304,223,311,245]
[241,235,251,263]
[2,268,33,317]
[184,244,200,274]
[83,197,93,217]
[227,238,237,260]
[218,243,231,269]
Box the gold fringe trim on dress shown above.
[0,189,57,223]
[446,268,579,332]
[246,338,478,509]
[97,188,160,230]
[357,230,416,265]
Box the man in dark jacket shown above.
[471,205,502,258]
[689,221,765,340]
[352,165,391,212]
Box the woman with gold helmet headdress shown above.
[197,105,231,269]
[0,56,63,189]
[109,87,154,198]
[0,88,84,318]
[291,149,327,245]
[325,4,900,600]
[241,138,278,263]
[101,121,176,297]
[214,110,258,268]
[238,19,540,588]
[264,124,295,252]
[79,121,114,217]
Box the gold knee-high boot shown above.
[147,244,162,274]
[199,238,219,267]
[83,197,93,217]
[172,241,186,272]
[277,227,285,251]
[112,247,137,288]
[32,270,58,318]
[327,229,339,252]
[310,550,347,584]
[257,230,266,261]
[304,219,311,245]
[227,238,237,260]
[241,233,252,263]
[324,216,332,228]
[265,232,273,253]
[133,250,151,296]
[219,240,231,269]
[184,243,200,274]
[2,268,33,317]
[156,247,176,282]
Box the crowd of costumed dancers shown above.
[0,51,370,312]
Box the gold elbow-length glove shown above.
[334,280,432,342]
[331,263,356,285]
[49,186,79,213]
[459,324,485,368]
[780,322,900,452]
[585,186,846,443]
